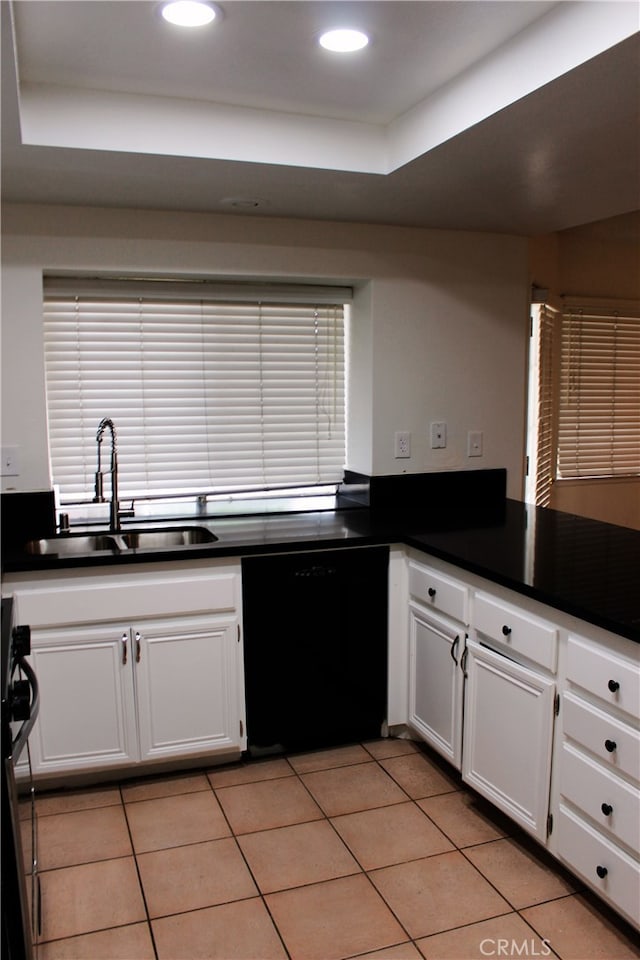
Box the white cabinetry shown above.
[407,560,468,768]
[556,632,640,928]
[462,593,558,841]
[5,561,245,779]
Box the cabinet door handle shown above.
[601,802,613,816]
[604,739,617,753]
[501,624,512,636]
[607,679,620,693]
[135,631,142,663]
[428,587,436,598]
[450,635,459,666]
[121,632,128,665]
[596,865,608,879]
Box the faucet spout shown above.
[94,418,121,530]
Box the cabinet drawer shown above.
[560,742,640,852]
[408,563,468,624]
[567,634,640,721]
[14,573,238,627]
[557,803,640,928]
[473,592,557,672]
[563,692,640,782]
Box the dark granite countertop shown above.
[2,499,639,644]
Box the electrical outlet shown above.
[1,445,20,476]
[430,422,447,449]
[468,431,483,457]
[394,431,411,458]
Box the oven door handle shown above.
[11,657,40,759]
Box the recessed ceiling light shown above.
[319,28,370,53]
[161,1,217,27]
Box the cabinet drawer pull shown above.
[121,632,128,665]
[604,739,617,753]
[428,587,436,598]
[596,865,608,879]
[135,631,142,663]
[601,802,613,816]
[607,679,620,693]
[501,624,512,636]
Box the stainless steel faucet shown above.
[93,418,132,529]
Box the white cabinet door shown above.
[29,625,138,775]
[135,615,242,761]
[462,639,556,841]
[409,602,463,768]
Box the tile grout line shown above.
[120,783,161,960]
[204,761,294,960]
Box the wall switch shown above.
[394,431,411,458]
[1,445,20,476]
[430,422,447,449]
[468,431,483,457]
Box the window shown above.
[557,305,640,479]
[43,278,348,504]
[527,298,640,507]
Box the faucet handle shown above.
[93,472,105,503]
[118,501,135,521]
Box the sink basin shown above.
[25,535,121,555]
[119,527,218,549]
[24,526,217,556]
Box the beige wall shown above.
[1,203,529,499]
[529,211,640,529]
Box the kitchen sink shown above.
[24,526,217,556]
[120,527,218,549]
[25,534,121,555]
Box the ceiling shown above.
[2,0,639,235]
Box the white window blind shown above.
[533,303,559,507]
[43,284,347,503]
[557,306,640,479]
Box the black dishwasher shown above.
[242,546,389,754]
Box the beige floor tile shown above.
[464,837,578,909]
[301,762,407,817]
[265,873,407,960]
[34,785,121,817]
[215,775,323,834]
[37,922,155,960]
[207,756,294,788]
[417,790,511,847]
[238,818,360,893]
[332,801,454,870]
[415,912,560,960]
[38,805,132,869]
[125,789,230,853]
[121,771,211,802]
[288,743,373,773]
[152,896,288,960]
[522,893,640,959]
[39,856,145,942]
[363,739,420,760]
[370,851,510,939]
[379,753,460,800]
[137,836,257,917]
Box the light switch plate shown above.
[468,431,483,457]
[430,422,446,449]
